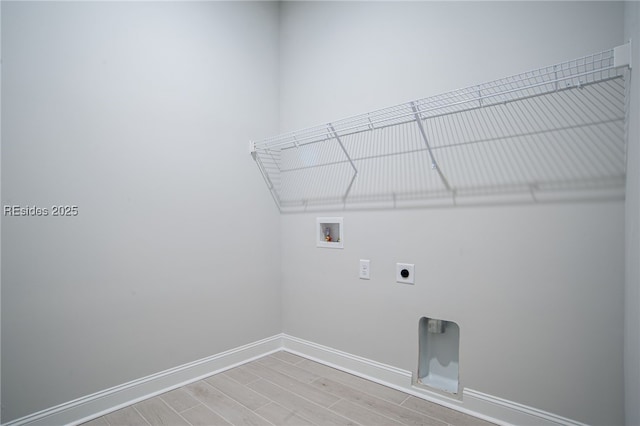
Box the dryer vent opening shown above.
[418,317,460,395]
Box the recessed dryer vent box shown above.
[417,317,460,396]
[317,217,343,249]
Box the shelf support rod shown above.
[411,102,452,191]
[328,124,358,200]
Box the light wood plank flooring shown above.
[82,351,494,426]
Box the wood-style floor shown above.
[82,351,495,426]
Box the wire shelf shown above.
[251,45,631,212]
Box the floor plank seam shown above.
[249,377,356,425]
[258,356,320,384]
[256,375,336,409]
[252,409,278,426]
[206,407,234,426]
[312,377,448,426]
[183,383,236,426]
[308,376,322,385]
[161,394,193,425]
[293,373,409,425]
[226,377,314,426]
[279,404,320,426]
[225,367,262,386]
[218,372,300,419]
[245,362,337,408]
[294,358,411,406]
[208,404,236,426]
[326,398,343,409]
[178,403,201,417]
[205,377,271,413]
[132,405,152,426]
[312,372,413,410]
[398,395,412,405]
[400,405,451,426]
[280,351,306,365]
[204,378,277,426]
[400,396,482,426]
[271,352,302,366]
[326,400,402,426]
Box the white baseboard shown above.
[3,335,283,426]
[281,334,413,390]
[281,334,587,426]
[462,389,588,426]
[4,333,586,426]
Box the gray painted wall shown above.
[1,2,281,422]
[624,3,640,425]
[278,2,626,425]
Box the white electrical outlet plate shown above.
[359,259,370,280]
[396,263,415,284]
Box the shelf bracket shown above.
[249,140,257,160]
[410,102,452,191]
[328,124,358,200]
[614,42,631,69]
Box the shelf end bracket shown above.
[614,41,632,69]
[328,124,358,200]
[250,140,257,160]
[411,102,452,191]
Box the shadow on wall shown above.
[252,49,630,213]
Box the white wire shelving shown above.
[251,44,632,212]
